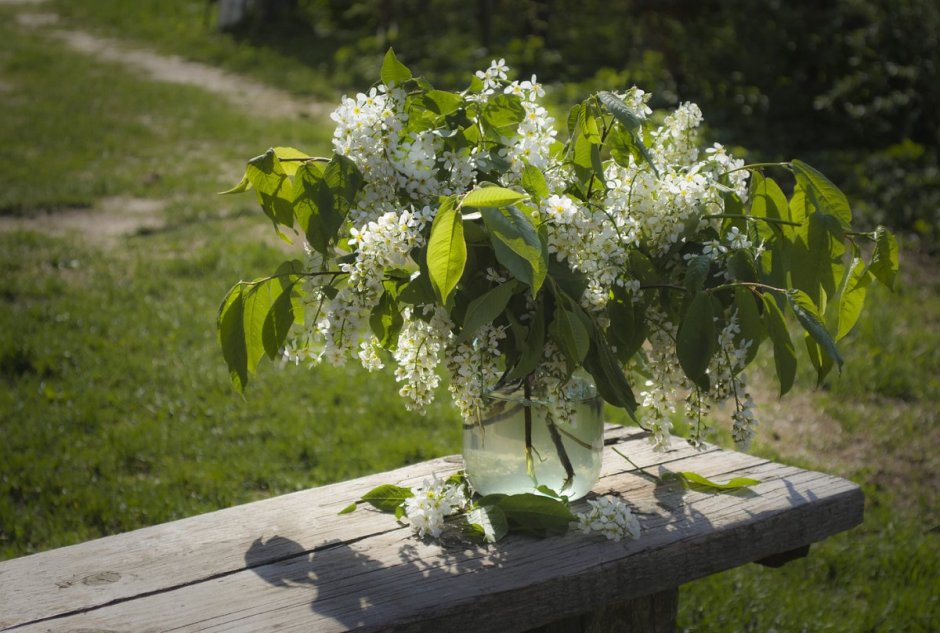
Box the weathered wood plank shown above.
[1,430,863,633]
[0,427,646,629]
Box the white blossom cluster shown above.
[446,324,507,422]
[403,477,469,539]
[392,306,454,411]
[504,76,556,175]
[573,495,641,542]
[639,310,688,452]
[344,205,434,293]
[540,194,633,299]
[288,56,762,445]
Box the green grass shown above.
[0,226,460,557]
[0,4,936,630]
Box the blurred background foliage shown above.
[219,0,940,248]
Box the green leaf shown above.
[869,226,899,290]
[397,272,436,307]
[465,505,509,543]
[583,327,638,413]
[481,93,526,137]
[836,256,872,341]
[481,206,547,296]
[791,159,852,228]
[457,280,519,343]
[423,89,463,116]
[241,261,304,373]
[370,288,405,348]
[734,287,765,365]
[219,173,250,195]
[507,299,546,380]
[380,48,412,86]
[596,91,658,177]
[217,284,248,393]
[535,485,564,499]
[272,147,311,176]
[684,254,712,293]
[477,493,575,537]
[761,293,797,396]
[578,104,602,143]
[338,502,357,515]
[676,292,716,390]
[548,304,590,376]
[607,289,646,362]
[427,198,467,305]
[597,91,642,131]
[804,334,835,386]
[461,185,528,209]
[361,484,413,513]
[521,164,550,202]
[786,289,844,372]
[247,149,294,230]
[292,155,361,254]
[672,471,760,491]
[748,172,789,242]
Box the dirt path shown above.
[13,7,330,121]
[5,3,331,243]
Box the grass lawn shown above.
[0,4,936,631]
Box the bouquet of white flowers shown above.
[219,49,898,458]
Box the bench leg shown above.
[529,588,678,633]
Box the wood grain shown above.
[0,427,864,633]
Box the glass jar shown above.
[461,376,603,501]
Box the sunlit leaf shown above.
[427,198,466,305]
[461,185,528,209]
[380,48,412,86]
[361,484,413,513]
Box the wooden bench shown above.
[0,426,863,632]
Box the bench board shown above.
[0,427,863,632]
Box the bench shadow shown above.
[245,530,505,629]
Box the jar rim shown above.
[482,376,599,406]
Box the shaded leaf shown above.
[583,327,638,413]
[548,304,590,376]
[457,280,520,343]
[869,226,899,290]
[476,493,575,537]
[761,293,797,396]
[481,206,546,296]
[217,285,247,393]
[792,159,852,228]
[481,93,526,137]
[734,287,765,365]
[787,289,843,371]
[676,292,715,390]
